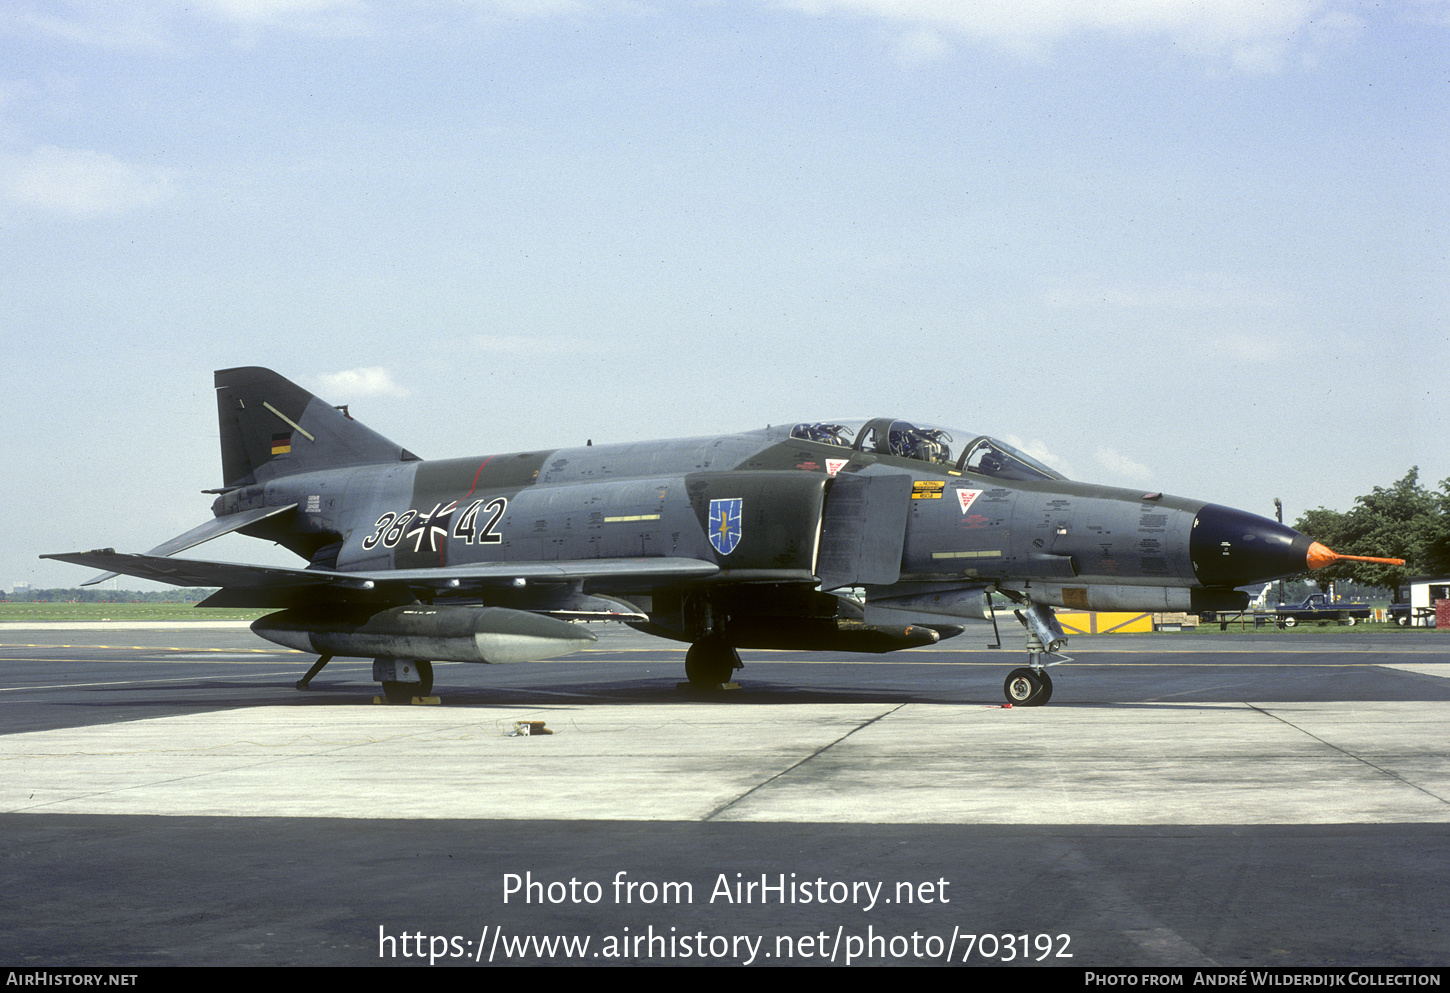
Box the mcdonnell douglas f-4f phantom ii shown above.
[44,367,1402,705]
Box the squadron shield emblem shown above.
[708,497,743,555]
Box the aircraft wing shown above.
[43,548,721,602]
[79,504,299,586]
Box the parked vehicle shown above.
[1388,603,1436,627]
[1274,593,1372,627]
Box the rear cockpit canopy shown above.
[789,419,1065,482]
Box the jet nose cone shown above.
[1189,503,1314,587]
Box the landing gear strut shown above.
[1003,602,1071,707]
[685,638,741,687]
[296,654,333,690]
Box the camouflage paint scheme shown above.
[44,368,1335,704]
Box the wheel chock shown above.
[510,721,552,736]
[675,681,742,693]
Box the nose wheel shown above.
[1004,667,1053,706]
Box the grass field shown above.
[0,602,269,622]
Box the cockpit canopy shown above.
[788,418,1065,482]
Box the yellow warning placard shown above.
[1055,611,1154,635]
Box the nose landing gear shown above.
[1003,602,1070,706]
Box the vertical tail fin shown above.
[215,367,420,487]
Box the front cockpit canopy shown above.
[789,418,1064,482]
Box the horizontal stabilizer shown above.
[80,504,298,586]
[49,549,338,590]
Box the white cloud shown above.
[464,0,589,15]
[1043,275,1298,312]
[1095,445,1153,482]
[5,0,1392,64]
[1210,332,1285,362]
[892,27,952,64]
[1,6,170,49]
[783,0,1350,69]
[1407,0,1450,28]
[314,367,410,397]
[5,0,583,45]
[469,334,572,355]
[1003,434,1073,477]
[180,0,362,21]
[174,0,375,40]
[2,0,370,47]
[0,145,175,217]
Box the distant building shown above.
[1405,577,1450,628]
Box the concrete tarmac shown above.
[1,622,1446,967]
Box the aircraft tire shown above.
[380,660,433,703]
[381,682,414,703]
[685,640,738,686]
[1004,668,1046,706]
[1036,670,1053,705]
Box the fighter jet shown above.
[43,367,1400,704]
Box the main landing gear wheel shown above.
[685,639,740,687]
[1004,667,1051,707]
[381,660,433,703]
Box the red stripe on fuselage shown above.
[463,456,495,499]
[448,457,499,566]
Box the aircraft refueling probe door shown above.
[816,472,913,590]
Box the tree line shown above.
[1,588,216,603]
[1294,468,1450,598]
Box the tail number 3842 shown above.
[361,497,507,551]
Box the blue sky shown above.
[3,0,1446,590]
